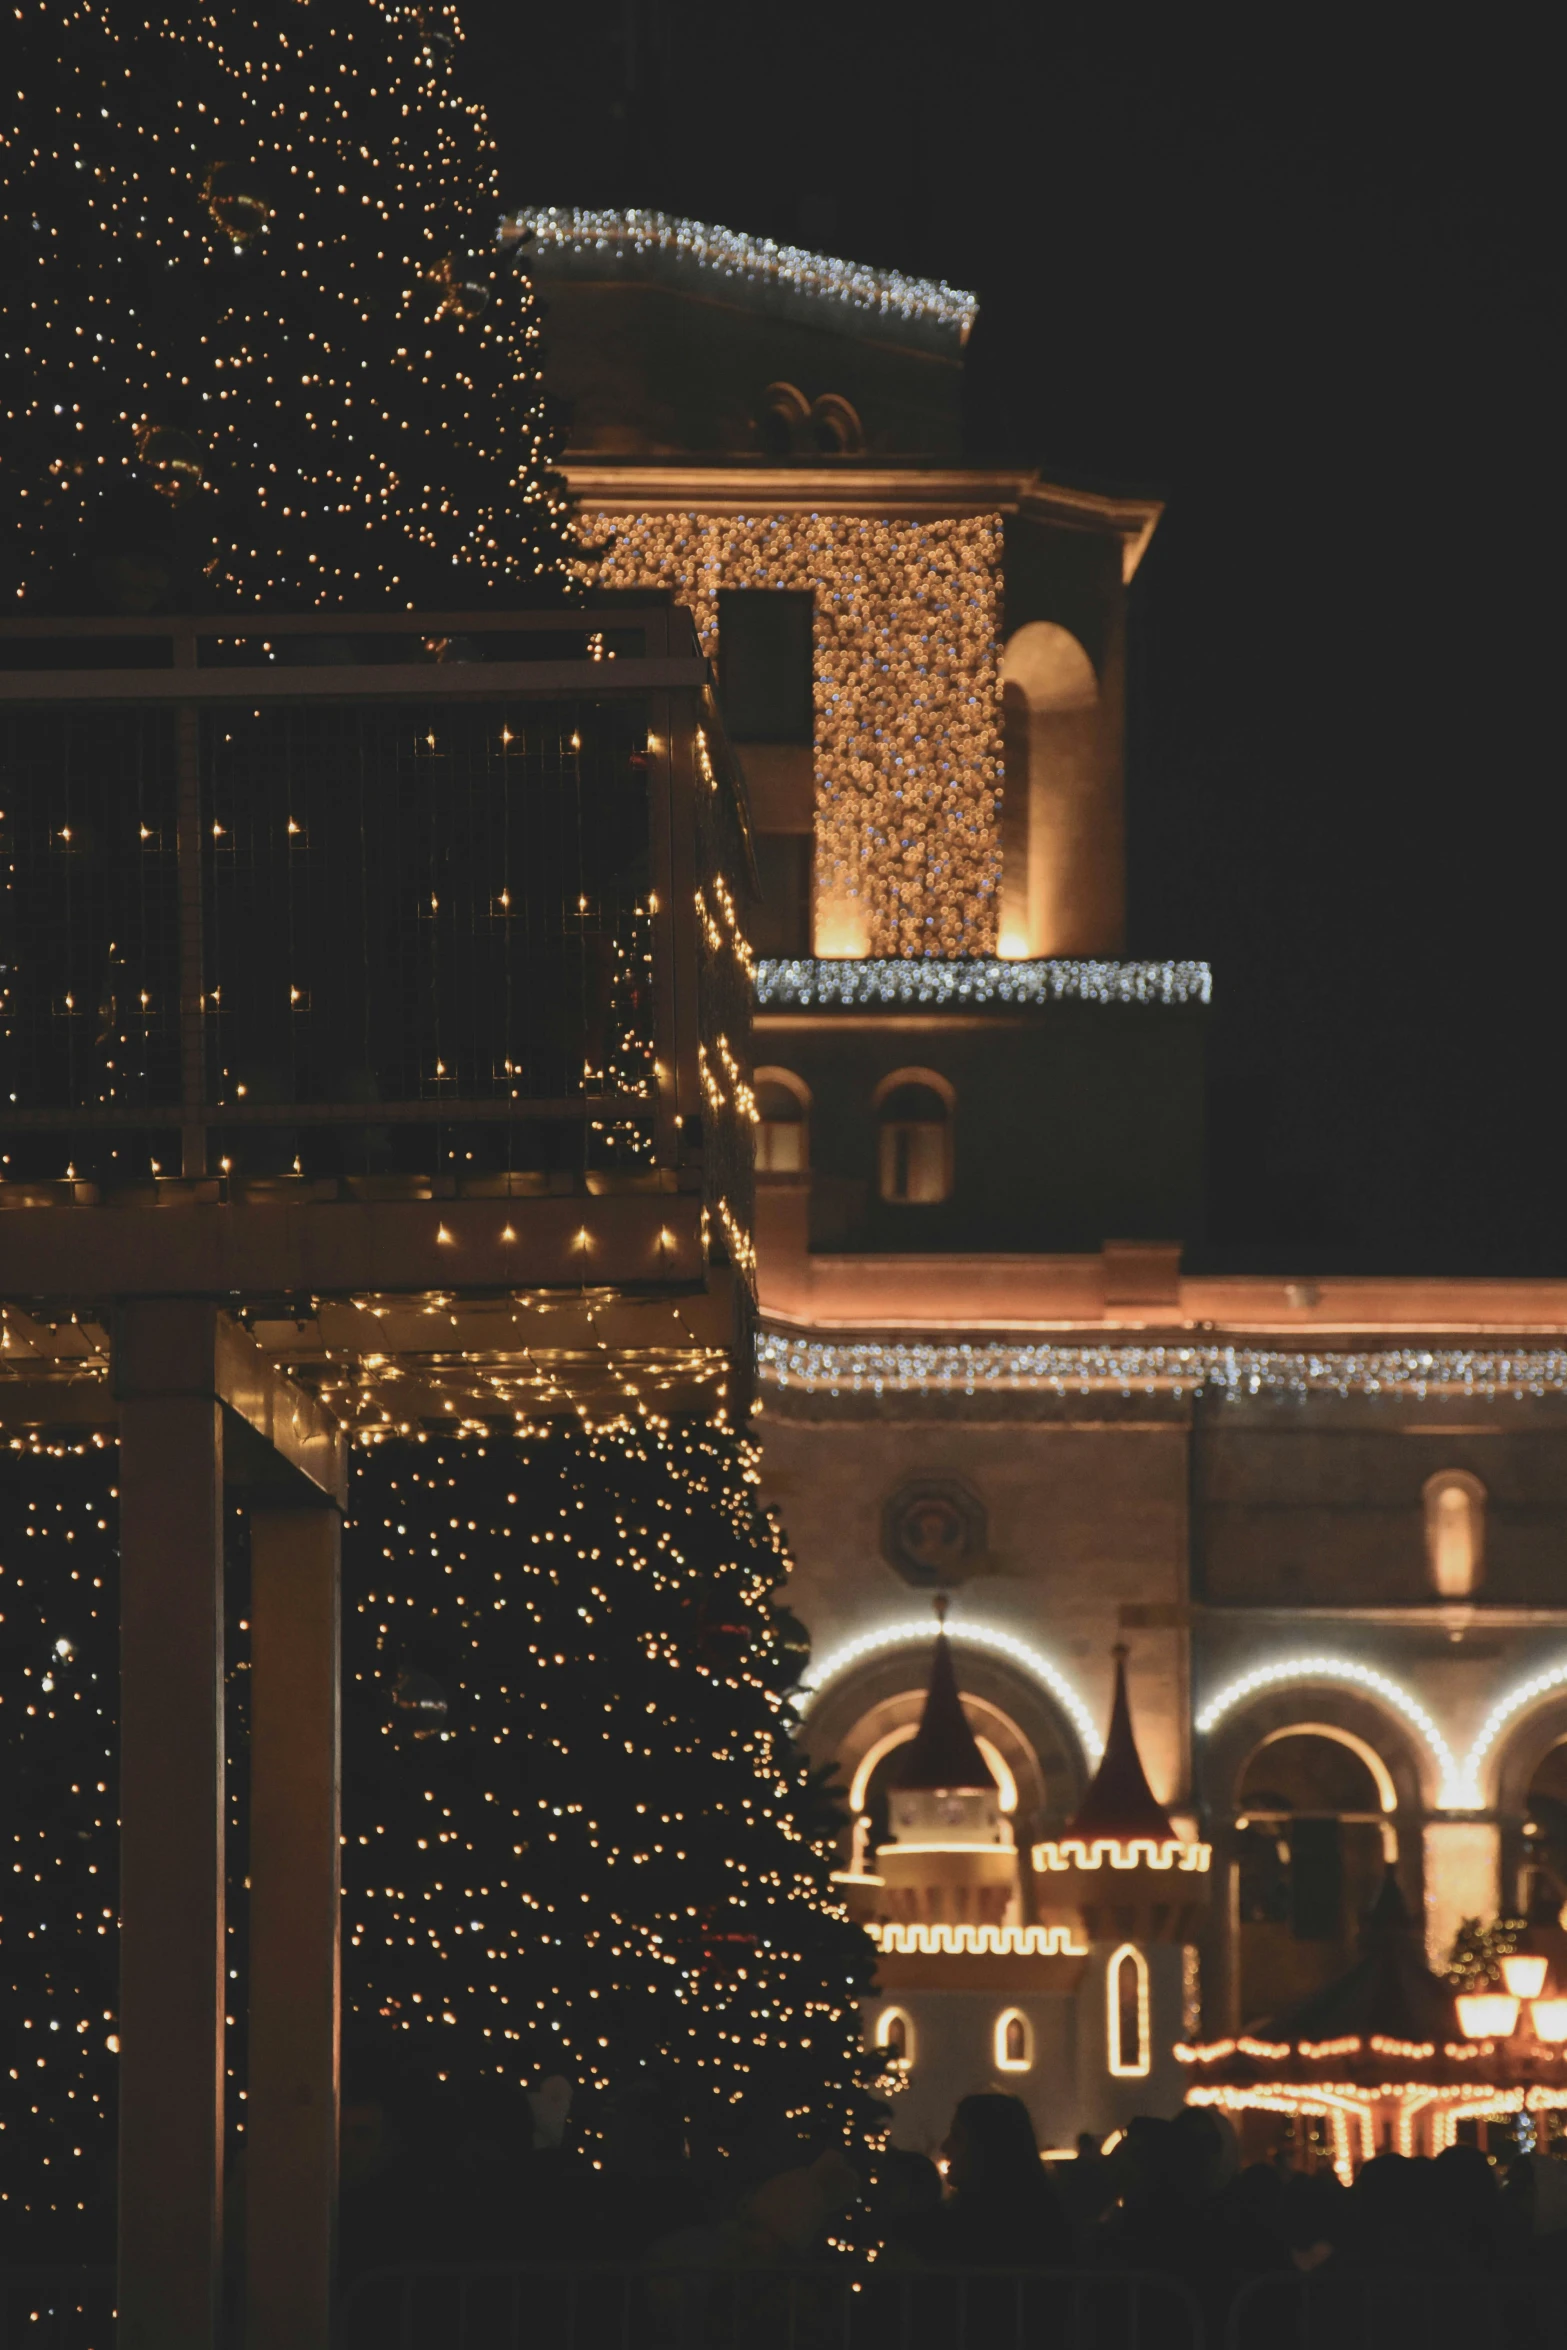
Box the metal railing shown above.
[0,608,752,1217]
[336,2262,1206,2349]
[1223,2265,1567,2350]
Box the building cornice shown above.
[565,464,1165,581]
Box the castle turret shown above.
[875,1600,1019,1929]
[1034,1644,1211,1944]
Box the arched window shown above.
[875,2006,914,2066]
[811,394,864,455]
[997,622,1106,959]
[755,1068,810,1174]
[874,1069,953,1205]
[1107,1945,1149,2078]
[756,381,810,458]
[1424,1470,1486,1598]
[994,2007,1032,2072]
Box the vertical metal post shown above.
[115,1300,226,2350]
[175,688,208,1179]
[245,1504,342,2350]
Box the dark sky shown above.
[464,2,1560,1277]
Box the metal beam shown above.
[0,1194,706,1303]
[245,1505,341,2350]
[115,1301,227,2350]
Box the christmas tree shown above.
[0,1439,120,2258]
[343,1419,878,2157]
[0,0,573,611]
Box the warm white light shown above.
[801,1620,1102,1762]
[1502,1955,1549,2000]
[1532,2000,1567,2043]
[1456,1993,1519,2040]
[868,1922,1085,1959]
[1195,1656,1461,1808]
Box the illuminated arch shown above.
[849,1723,1019,1816]
[1463,1660,1567,1811]
[802,1620,1103,1764]
[994,2008,1033,2072]
[1107,1945,1150,2078]
[1195,1656,1460,1807]
[1251,1722,1399,1817]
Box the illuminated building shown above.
[536,209,1567,2165]
[840,1615,1205,2151]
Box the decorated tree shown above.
[342,1419,878,2155]
[0,1440,120,2257]
[0,0,572,611]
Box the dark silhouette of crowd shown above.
[332,2058,1567,2347]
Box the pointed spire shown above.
[1062,1645,1179,1845]
[893,1599,996,1792]
[1359,1861,1416,1944]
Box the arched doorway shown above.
[1234,1729,1392,2021]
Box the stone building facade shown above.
[526,206,1567,2157]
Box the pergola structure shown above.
[0,608,755,2347]
[1178,1870,1567,2180]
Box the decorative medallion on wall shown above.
[880,1476,987,1588]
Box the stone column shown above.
[245,1504,343,2350]
[1424,1817,1501,1971]
[115,1302,227,2350]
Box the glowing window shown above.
[874,2006,914,2065]
[1107,1944,1149,2077]
[755,1070,809,1174]
[1424,1470,1485,1599]
[875,1070,953,1205]
[994,2007,1032,2072]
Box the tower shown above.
[1034,1647,1212,2137]
[875,1598,1019,1931]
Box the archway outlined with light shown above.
[800,1619,1104,1764]
[1194,1656,1462,1809]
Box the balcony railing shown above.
[0,608,754,1274]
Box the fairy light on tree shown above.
[0,1439,121,2259]
[343,1418,878,2153]
[0,0,573,610]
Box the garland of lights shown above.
[759,1334,1567,1403]
[755,958,1213,1010]
[503,208,977,346]
[2,0,573,610]
[586,512,1004,958]
[341,1421,877,2151]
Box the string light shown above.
[866,1922,1085,1959]
[756,958,1213,1010]
[343,1421,878,2149]
[1194,1656,1462,1807]
[586,511,1003,957]
[759,1334,1567,1404]
[3,0,574,611]
[800,1617,1104,1764]
[503,208,977,346]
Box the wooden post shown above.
[115,1302,226,2350]
[245,1505,342,2350]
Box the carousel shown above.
[1178,1871,1567,2182]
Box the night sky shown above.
[466,3,1559,1278]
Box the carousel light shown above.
[1456,1993,1520,2040]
